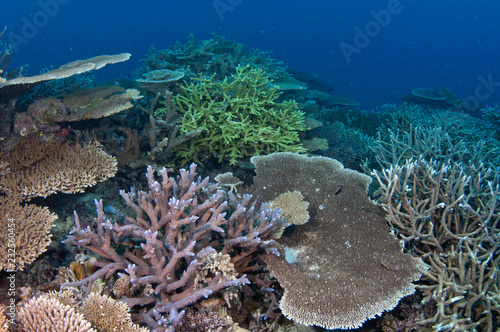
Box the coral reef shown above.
[0,138,117,272]
[0,27,14,84]
[0,197,57,271]
[173,65,306,165]
[138,34,289,81]
[482,104,500,127]
[5,32,500,332]
[245,152,426,329]
[403,87,464,112]
[137,69,185,94]
[63,163,287,331]
[60,86,142,121]
[364,103,500,171]
[269,190,309,226]
[373,158,500,331]
[0,53,131,89]
[79,292,149,332]
[0,139,117,198]
[17,296,96,332]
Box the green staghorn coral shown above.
[168,65,306,165]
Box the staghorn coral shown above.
[63,163,287,331]
[365,103,500,171]
[245,152,426,329]
[373,158,500,331]
[372,159,499,254]
[17,296,96,332]
[0,138,117,199]
[0,197,57,271]
[173,65,306,165]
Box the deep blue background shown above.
[2,0,500,108]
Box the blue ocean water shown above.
[2,0,500,109]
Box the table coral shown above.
[245,152,426,329]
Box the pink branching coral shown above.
[64,164,286,331]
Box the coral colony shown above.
[0,33,500,332]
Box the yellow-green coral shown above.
[171,65,306,165]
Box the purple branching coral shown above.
[63,164,286,331]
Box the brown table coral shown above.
[245,152,427,329]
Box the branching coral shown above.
[63,164,286,331]
[365,104,500,171]
[138,33,288,81]
[373,158,500,331]
[482,104,500,127]
[173,65,306,165]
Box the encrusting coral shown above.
[63,163,287,331]
[245,152,427,330]
[172,65,306,165]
